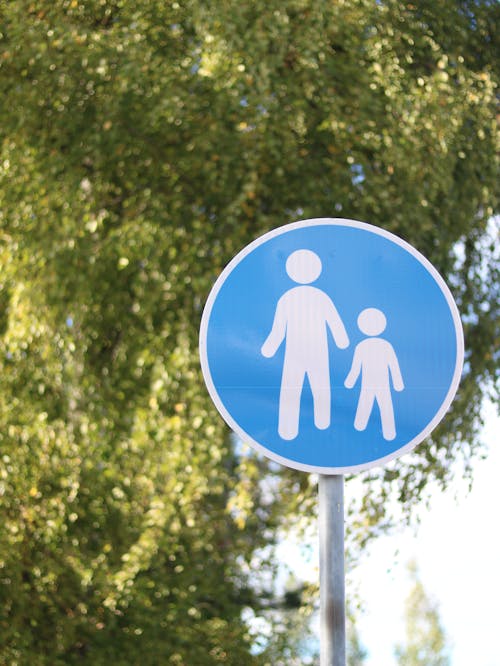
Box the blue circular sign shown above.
[199,218,464,474]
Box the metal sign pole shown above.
[319,474,346,666]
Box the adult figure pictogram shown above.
[261,249,349,440]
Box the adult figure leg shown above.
[279,361,305,440]
[309,363,331,431]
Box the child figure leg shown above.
[376,388,396,441]
[353,387,376,432]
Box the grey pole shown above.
[319,474,346,666]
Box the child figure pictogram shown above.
[344,308,404,441]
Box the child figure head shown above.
[358,308,386,336]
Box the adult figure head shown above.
[286,249,322,284]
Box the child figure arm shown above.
[389,348,404,391]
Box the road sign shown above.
[199,218,464,474]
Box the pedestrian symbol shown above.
[344,308,404,441]
[199,218,464,474]
[261,249,349,440]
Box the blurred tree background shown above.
[395,561,450,666]
[0,0,498,663]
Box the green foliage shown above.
[252,577,320,666]
[0,0,498,662]
[395,562,450,666]
[347,613,367,666]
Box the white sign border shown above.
[199,218,465,475]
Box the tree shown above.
[395,562,451,666]
[0,0,498,662]
[347,613,368,666]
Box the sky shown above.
[278,399,500,664]
[353,401,500,665]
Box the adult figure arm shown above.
[344,345,361,389]
[325,300,350,350]
[261,296,287,358]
